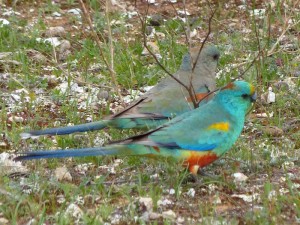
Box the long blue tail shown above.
[20,121,109,139]
[21,118,168,139]
[14,145,127,161]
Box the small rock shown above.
[138,197,153,212]
[162,210,176,220]
[283,119,300,132]
[274,81,289,91]
[45,75,59,86]
[141,41,160,56]
[212,195,222,204]
[149,212,161,220]
[261,87,275,104]
[0,18,10,27]
[249,9,265,18]
[8,116,24,123]
[52,12,62,17]
[155,31,165,39]
[150,173,159,180]
[190,29,197,38]
[267,87,275,103]
[157,198,173,206]
[65,203,83,218]
[0,52,12,59]
[177,216,185,224]
[232,194,259,203]
[54,166,73,182]
[45,26,66,37]
[36,37,61,47]
[186,188,195,197]
[282,161,294,170]
[177,10,191,16]
[67,8,81,16]
[139,212,149,222]
[145,26,154,35]
[0,153,28,176]
[59,40,71,52]
[97,90,110,101]
[0,218,9,224]
[147,0,156,5]
[256,112,274,118]
[149,14,163,26]
[263,126,283,137]
[59,49,71,61]
[232,172,248,183]
[26,49,48,64]
[168,188,175,195]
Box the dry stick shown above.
[253,10,263,86]
[194,8,217,108]
[169,2,216,108]
[137,2,218,108]
[105,0,115,86]
[231,18,300,72]
[169,2,189,44]
[199,3,300,104]
[267,19,300,56]
[137,6,198,108]
[169,2,198,106]
[78,0,122,99]
[198,43,267,105]
[169,1,198,103]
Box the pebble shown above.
[45,26,66,37]
[138,197,153,212]
[162,210,176,220]
[54,166,73,182]
[232,172,248,183]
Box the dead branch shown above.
[78,0,122,99]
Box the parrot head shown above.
[218,81,256,115]
[181,45,220,73]
[190,45,220,73]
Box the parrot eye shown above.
[241,94,249,99]
[213,54,219,60]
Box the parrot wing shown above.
[116,102,232,152]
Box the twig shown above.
[105,0,115,86]
[137,7,192,94]
[78,0,122,99]
[267,19,300,56]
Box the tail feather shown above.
[20,121,109,139]
[14,145,129,161]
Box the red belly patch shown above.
[183,151,218,173]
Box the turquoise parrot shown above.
[16,81,256,174]
[21,45,220,139]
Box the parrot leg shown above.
[197,168,217,179]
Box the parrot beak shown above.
[251,92,257,102]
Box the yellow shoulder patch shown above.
[207,122,230,131]
[249,84,256,95]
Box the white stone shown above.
[232,172,248,183]
[139,197,153,211]
[186,188,195,197]
[65,203,83,218]
[162,210,176,220]
[267,87,276,103]
[54,166,72,182]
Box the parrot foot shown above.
[197,169,217,179]
[182,173,198,183]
